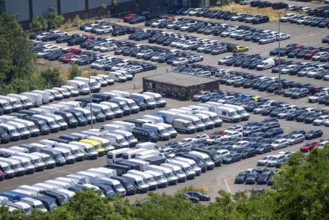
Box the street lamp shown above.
[278,11,282,92]
[88,64,93,129]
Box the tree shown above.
[0,13,36,94]
[40,68,62,88]
[47,7,64,29]
[99,3,108,18]
[72,15,82,27]
[69,63,81,79]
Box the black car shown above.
[185,191,210,203]
[245,172,260,184]
[234,172,248,184]
[256,144,272,154]
[305,129,323,140]
[222,153,242,164]
[263,128,284,138]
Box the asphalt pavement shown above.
[1,8,329,201]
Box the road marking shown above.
[224,178,232,193]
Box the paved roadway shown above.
[1,10,329,201]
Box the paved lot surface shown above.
[1,7,329,201]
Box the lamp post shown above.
[88,65,93,129]
[277,11,284,93]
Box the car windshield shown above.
[114,184,124,191]
[127,135,135,141]
[166,172,175,178]
[137,180,146,185]
[159,129,166,134]
[185,122,193,127]
[2,165,9,171]
[36,203,47,210]
[94,144,101,150]
[86,147,96,153]
[117,138,125,144]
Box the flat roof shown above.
[144,72,217,87]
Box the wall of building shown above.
[61,0,85,14]
[5,0,29,21]
[32,0,57,17]
[89,0,110,9]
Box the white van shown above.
[174,157,202,176]
[55,143,85,162]
[189,151,215,170]
[45,89,63,100]
[256,58,275,70]
[0,161,16,178]
[16,153,46,171]
[122,173,149,193]
[10,155,35,174]
[21,92,42,107]
[31,90,51,104]
[61,85,80,96]
[140,115,164,124]
[144,170,168,188]
[66,80,90,95]
[161,163,187,182]
[13,119,40,137]
[100,101,123,117]
[86,103,115,120]
[157,123,177,138]
[32,115,60,133]
[222,104,250,121]
[143,92,167,107]
[106,148,130,163]
[73,77,101,93]
[0,98,13,113]
[91,75,108,87]
[43,113,68,130]
[128,158,150,171]
[0,123,21,141]
[122,149,148,160]
[111,121,135,132]
[100,133,130,149]
[0,95,23,111]
[70,141,99,160]
[97,74,114,85]
[127,170,158,190]
[168,159,196,179]
[7,94,33,109]
[0,158,26,176]
[31,152,56,169]
[108,72,127,82]
[52,87,71,98]
[98,177,126,196]
[114,97,139,113]
[108,130,138,148]
[198,110,222,127]
[146,165,178,185]
[6,121,30,139]
[53,147,76,164]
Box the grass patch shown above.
[212,4,305,22]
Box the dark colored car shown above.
[245,172,260,184]
[234,171,248,184]
[256,171,273,184]
[222,153,242,164]
[305,129,323,140]
[185,191,210,202]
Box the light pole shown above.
[278,11,282,92]
[88,64,93,129]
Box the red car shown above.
[303,50,319,59]
[300,142,319,152]
[65,48,82,54]
[0,170,4,181]
[123,13,137,22]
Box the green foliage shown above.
[40,68,62,88]
[72,15,82,27]
[0,13,36,94]
[30,17,48,31]
[1,147,329,219]
[69,64,81,79]
[47,7,64,29]
[178,88,188,100]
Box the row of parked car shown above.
[280,13,329,28]
[270,44,329,62]
[218,52,329,82]
[234,167,276,185]
[130,29,235,55]
[142,17,290,44]
[0,138,221,214]
[0,90,167,144]
[196,90,329,127]
[179,8,270,24]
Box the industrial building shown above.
[0,0,162,27]
[143,72,219,100]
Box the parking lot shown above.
[1,8,329,202]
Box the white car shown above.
[172,57,188,66]
[232,141,249,149]
[271,139,289,150]
[313,115,329,126]
[308,92,328,103]
[257,155,272,166]
[222,130,243,140]
[217,149,230,158]
[288,134,305,145]
[226,125,243,132]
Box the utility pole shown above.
[88,65,93,129]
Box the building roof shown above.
[143,72,217,87]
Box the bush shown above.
[72,15,82,27]
[69,64,81,79]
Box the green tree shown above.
[0,13,36,94]
[69,63,81,79]
[40,68,62,88]
[47,7,64,29]
[72,15,82,27]
[99,3,108,18]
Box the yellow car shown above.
[233,45,249,52]
[80,139,106,156]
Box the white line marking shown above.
[224,178,232,193]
